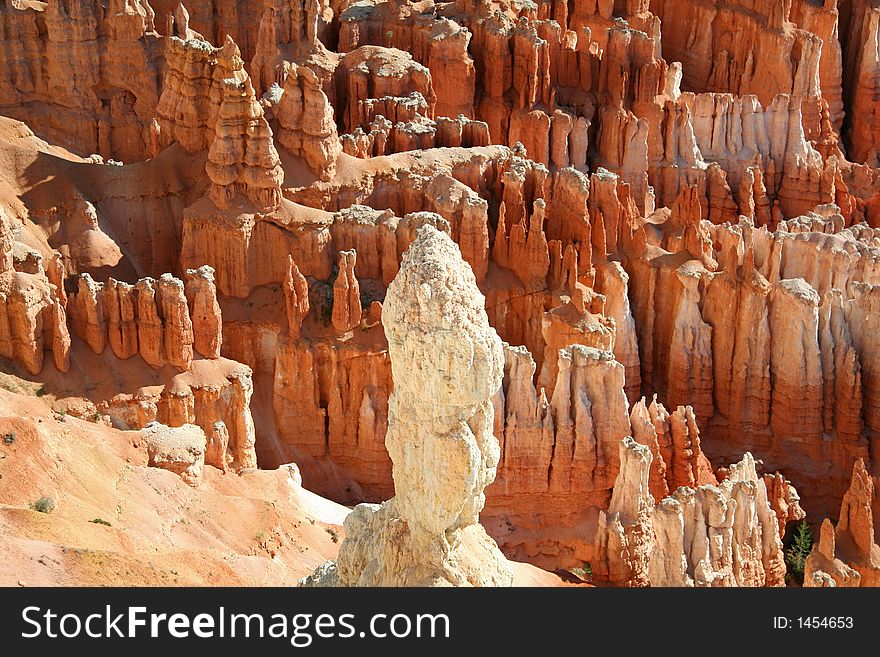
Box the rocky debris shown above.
[142,422,207,486]
[303,225,512,586]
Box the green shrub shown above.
[31,497,55,514]
[784,519,813,586]
[326,527,339,543]
[571,562,593,582]
[90,518,111,526]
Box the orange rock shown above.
[206,76,284,212]
[595,442,789,587]
[273,336,393,501]
[283,255,310,338]
[652,0,822,104]
[338,47,436,133]
[0,268,67,375]
[156,34,248,154]
[69,274,107,355]
[842,1,880,166]
[763,471,806,540]
[184,266,223,359]
[805,459,880,586]
[135,277,165,369]
[331,250,361,333]
[206,420,232,473]
[0,0,161,160]
[629,396,717,501]
[276,63,341,181]
[104,279,139,360]
[0,215,13,274]
[157,274,194,372]
[6,0,880,589]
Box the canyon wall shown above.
[4,0,880,584]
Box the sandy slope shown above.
[0,385,347,586]
[0,384,563,587]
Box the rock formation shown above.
[304,226,512,586]
[331,250,361,333]
[155,33,249,154]
[184,265,222,359]
[0,215,70,375]
[805,459,880,586]
[205,420,232,473]
[275,62,341,180]
[594,439,788,587]
[206,76,284,211]
[0,0,163,161]
[283,255,310,338]
[3,0,880,589]
[143,421,207,486]
[68,270,214,372]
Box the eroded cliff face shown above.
[3,0,880,586]
[593,439,788,587]
[804,458,880,586]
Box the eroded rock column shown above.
[303,225,513,587]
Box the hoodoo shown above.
[303,226,512,586]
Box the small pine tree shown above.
[784,519,813,586]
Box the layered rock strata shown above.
[805,459,880,587]
[594,438,788,587]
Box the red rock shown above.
[331,250,362,333]
[283,255,310,338]
[276,62,341,181]
[805,459,880,586]
[206,75,284,212]
[3,0,880,588]
[184,265,223,359]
